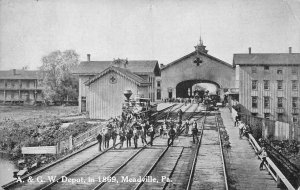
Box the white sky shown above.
[0,0,300,70]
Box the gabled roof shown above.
[72,60,159,75]
[0,70,40,80]
[161,51,233,71]
[84,66,151,86]
[233,53,300,66]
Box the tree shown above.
[40,50,79,104]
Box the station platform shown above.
[220,108,280,190]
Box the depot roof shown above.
[73,60,159,75]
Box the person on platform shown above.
[167,126,176,146]
[184,120,189,135]
[119,131,126,149]
[96,132,103,151]
[192,123,198,143]
[258,147,268,170]
[162,121,168,138]
[126,128,133,147]
[104,130,110,149]
[149,125,155,146]
[176,123,181,137]
[133,128,139,148]
[111,129,118,149]
[141,128,148,145]
[235,114,241,127]
[242,124,251,138]
[238,121,245,139]
[178,109,183,123]
[159,124,164,137]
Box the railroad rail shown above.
[248,134,297,190]
[42,104,181,190]
[186,112,229,190]
[3,103,210,190]
[97,103,202,190]
[2,104,175,190]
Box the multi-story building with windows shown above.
[0,69,43,104]
[234,47,300,138]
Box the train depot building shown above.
[73,57,160,119]
[74,40,237,120]
[161,40,236,101]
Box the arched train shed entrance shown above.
[161,41,236,101]
[176,80,220,98]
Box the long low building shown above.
[0,69,43,104]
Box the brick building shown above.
[0,69,43,104]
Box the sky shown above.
[0,0,300,70]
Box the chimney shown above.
[12,69,16,75]
[87,54,91,61]
[248,47,251,54]
[289,47,292,54]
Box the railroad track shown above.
[3,105,175,190]
[95,104,202,190]
[4,104,208,190]
[186,113,229,190]
[38,104,191,190]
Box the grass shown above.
[0,105,78,128]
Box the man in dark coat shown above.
[178,109,183,123]
[119,131,126,149]
[96,132,103,151]
[192,123,199,143]
[104,130,110,149]
[149,125,155,146]
[133,128,139,148]
[167,126,176,146]
[126,128,133,147]
[111,129,118,149]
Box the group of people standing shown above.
[235,114,251,139]
[96,108,201,151]
[96,112,156,151]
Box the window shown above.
[292,116,298,123]
[157,81,161,88]
[26,81,30,88]
[277,80,283,90]
[264,80,269,90]
[264,113,270,120]
[11,81,15,88]
[11,92,14,99]
[292,80,297,90]
[264,97,270,108]
[278,113,284,122]
[277,97,283,108]
[277,69,283,74]
[156,89,161,100]
[251,113,258,117]
[252,80,258,90]
[252,96,258,108]
[292,67,297,75]
[5,81,7,88]
[264,66,269,70]
[292,97,298,108]
[251,67,257,74]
